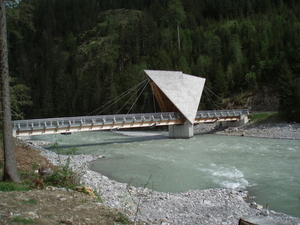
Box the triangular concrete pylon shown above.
[145,70,206,124]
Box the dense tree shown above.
[165,0,186,52]
[4,0,300,122]
[279,61,300,122]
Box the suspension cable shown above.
[102,79,148,115]
[203,88,217,110]
[141,89,149,113]
[86,79,148,116]
[204,86,232,109]
[126,80,149,114]
[204,87,223,103]
[114,79,148,115]
[152,93,156,113]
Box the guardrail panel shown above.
[13,109,249,136]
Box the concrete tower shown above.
[145,70,206,138]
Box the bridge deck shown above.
[13,109,249,136]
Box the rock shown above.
[59,219,73,224]
[24,211,39,219]
[161,222,172,225]
[250,202,263,209]
[76,186,97,199]
[38,167,53,177]
[239,216,278,225]
[203,200,211,205]
[46,186,57,190]
[256,204,264,210]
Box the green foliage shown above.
[10,80,33,120]
[248,112,280,124]
[0,181,30,192]
[112,212,133,224]
[224,90,254,108]
[278,62,300,122]
[12,217,37,224]
[94,192,103,203]
[21,198,38,205]
[44,169,78,190]
[0,79,32,122]
[42,141,80,190]
[5,0,300,122]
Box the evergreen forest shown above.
[6,0,300,122]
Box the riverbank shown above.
[195,121,300,140]
[26,134,300,225]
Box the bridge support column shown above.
[169,120,194,138]
[222,115,249,128]
[12,129,17,137]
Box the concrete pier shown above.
[169,120,194,138]
[222,115,249,128]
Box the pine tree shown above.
[278,61,299,121]
[166,0,186,52]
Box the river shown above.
[31,130,300,217]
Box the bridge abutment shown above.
[222,115,249,128]
[169,120,194,138]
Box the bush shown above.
[44,169,78,190]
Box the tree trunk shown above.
[0,0,21,182]
[177,23,181,52]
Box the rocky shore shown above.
[195,122,300,140]
[25,123,300,225]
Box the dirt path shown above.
[0,189,130,225]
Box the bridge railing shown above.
[195,109,249,119]
[13,112,180,131]
[13,109,249,133]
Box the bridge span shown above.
[13,71,250,138]
[13,109,249,137]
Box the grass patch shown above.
[0,166,80,192]
[112,212,133,225]
[12,217,37,224]
[249,112,281,124]
[21,198,38,205]
[0,181,30,192]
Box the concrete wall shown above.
[222,115,249,128]
[169,120,194,138]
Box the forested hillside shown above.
[7,0,300,122]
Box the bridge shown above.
[13,70,249,138]
[13,109,249,137]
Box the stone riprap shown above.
[26,138,300,225]
[194,122,300,140]
[219,123,300,140]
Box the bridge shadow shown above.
[45,133,168,150]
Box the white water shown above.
[31,131,300,217]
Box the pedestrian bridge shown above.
[13,109,249,137]
[13,70,250,138]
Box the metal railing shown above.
[13,112,179,131]
[13,109,249,136]
[195,109,249,119]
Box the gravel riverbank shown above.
[195,122,300,140]
[26,123,300,225]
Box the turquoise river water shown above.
[31,130,300,217]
